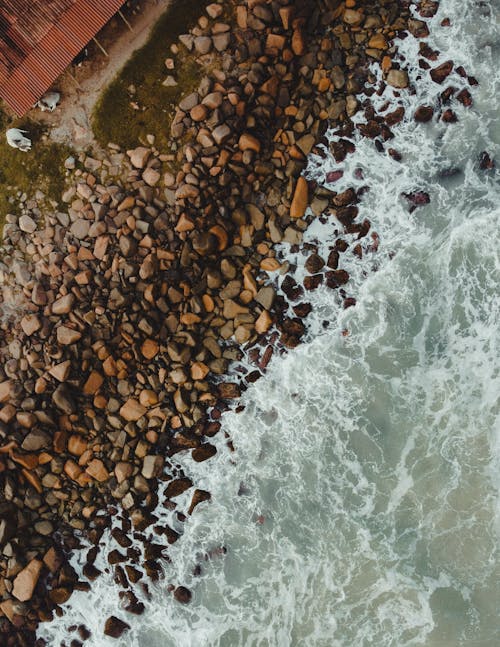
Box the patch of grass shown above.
[0,107,70,227]
[92,0,212,151]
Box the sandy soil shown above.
[33,0,172,150]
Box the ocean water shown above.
[38,0,500,645]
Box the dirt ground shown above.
[33,0,172,150]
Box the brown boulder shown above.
[12,559,43,602]
[174,586,192,604]
[430,60,453,84]
[120,399,147,421]
[104,616,130,638]
[290,177,308,219]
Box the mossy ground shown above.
[0,108,69,228]
[92,0,211,151]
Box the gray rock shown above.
[19,215,36,233]
[70,218,90,240]
[213,33,230,52]
[194,36,212,55]
[179,92,199,112]
[21,430,50,451]
[256,286,275,310]
[212,124,231,145]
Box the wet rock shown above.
[404,191,430,207]
[142,455,164,479]
[479,151,495,170]
[386,69,409,88]
[456,88,472,106]
[104,616,130,638]
[218,383,240,399]
[174,586,192,604]
[430,60,453,84]
[165,478,193,498]
[192,444,217,462]
[325,270,349,288]
[188,489,211,515]
[441,109,457,123]
[414,106,434,122]
[305,254,324,274]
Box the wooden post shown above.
[92,36,109,57]
[118,9,133,31]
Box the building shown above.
[0,0,125,116]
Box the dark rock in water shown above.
[305,253,324,274]
[174,586,192,604]
[303,274,323,290]
[359,120,382,138]
[479,151,495,170]
[104,616,130,638]
[217,383,241,399]
[281,275,303,301]
[441,109,457,123]
[165,477,193,498]
[414,105,434,122]
[385,106,405,126]
[325,270,349,288]
[293,303,312,318]
[333,188,356,207]
[188,489,211,515]
[326,170,343,183]
[430,60,453,84]
[388,148,402,162]
[404,191,430,207]
[335,205,358,226]
[344,297,357,309]
[327,249,339,269]
[440,86,455,103]
[192,444,217,462]
[456,88,472,106]
[419,0,439,17]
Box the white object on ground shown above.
[36,91,61,112]
[5,128,32,152]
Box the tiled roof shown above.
[0,0,124,115]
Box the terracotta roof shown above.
[0,0,124,115]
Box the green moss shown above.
[0,109,69,228]
[92,0,211,151]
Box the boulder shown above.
[127,147,151,169]
[290,177,308,218]
[12,559,43,602]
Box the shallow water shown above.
[39,0,500,645]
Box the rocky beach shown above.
[0,0,494,645]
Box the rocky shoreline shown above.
[0,0,477,643]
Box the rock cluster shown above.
[0,0,476,642]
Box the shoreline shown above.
[0,0,476,643]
